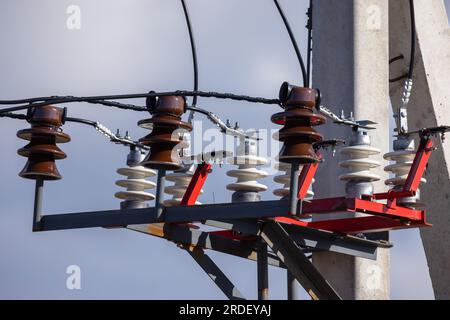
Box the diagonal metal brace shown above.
[181,245,246,300]
[260,221,342,300]
[126,223,285,268]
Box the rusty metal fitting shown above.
[17,105,70,180]
[138,96,192,170]
[272,82,326,164]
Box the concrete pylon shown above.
[389,0,450,299]
[311,0,390,299]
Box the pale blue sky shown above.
[0,0,447,299]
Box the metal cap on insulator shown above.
[17,105,70,180]
[138,96,192,171]
[272,83,326,164]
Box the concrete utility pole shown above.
[389,0,450,299]
[312,0,390,299]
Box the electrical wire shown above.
[306,0,313,86]
[273,0,308,87]
[186,105,256,140]
[408,0,416,80]
[395,0,417,134]
[66,117,149,149]
[1,105,254,141]
[181,0,199,107]
[0,90,280,115]
[0,112,27,120]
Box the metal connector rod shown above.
[257,241,269,300]
[32,179,44,231]
[289,162,300,215]
[287,271,300,300]
[155,169,166,220]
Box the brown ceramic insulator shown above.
[138,96,192,171]
[272,84,326,164]
[17,105,70,180]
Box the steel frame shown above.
[28,133,439,300]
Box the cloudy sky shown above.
[0,0,448,299]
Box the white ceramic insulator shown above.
[227,155,268,193]
[384,149,426,187]
[339,145,381,182]
[164,167,203,206]
[115,166,156,202]
[273,162,315,199]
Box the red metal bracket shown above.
[297,162,319,201]
[276,215,430,234]
[180,163,212,206]
[403,138,433,192]
[274,136,436,235]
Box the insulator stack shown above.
[339,130,381,198]
[115,148,156,209]
[164,164,203,206]
[271,82,326,164]
[273,161,314,200]
[138,96,192,171]
[227,137,268,202]
[17,105,70,180]
[384,137,426,208]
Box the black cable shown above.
[0,112,27,120]
[0,90,280,114]
[186,105,209,117]
[0,96,61,105]
[306,0,313,85]
[65,117,97,127]
[408,0,416,80]
[181,0,199,107]
[273,0,308,87]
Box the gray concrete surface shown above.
[312,0,390,300]
[389,0,450,299]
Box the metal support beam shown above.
[205,218,387,260]
[257,241,269,300]
[126,223,285,268]
[287,271,301,300]
[32,179,44,231]
[36,200,291,231]
[260,222,342,300]
[183,246,246,300]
